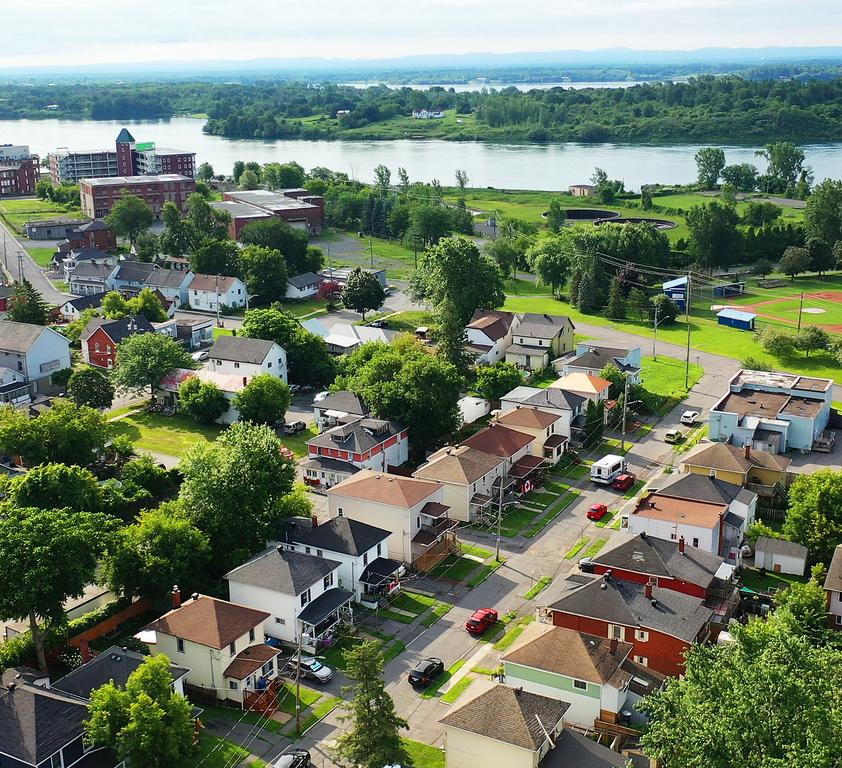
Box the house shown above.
[24,218,87,240]
[708,370,833,454]
[0,668,118,768]
[208,336,287,383]
[273,517,401,603]
[500,386,587,442]
[286,272,323,299]
[176,317,214,350]
[58,247,116,281]
[505,313,575,371]
[69,219,117,251]
[460,422,545,492]
[319,266,386,287]
[323,323,397,355]
[0,321,71,393]
[144,267,193,304]
[58,292,105,321]
[68,262,118,296]
[824,544,842,630]
[681,441,791,491]
[225,546,353,651]
[187,273,247,311]
[465,309,519,364]
[314,390,370,431]
[753,536,807,576]
[549,372,611,403]
[304,416,408,488]
[80,315,154,369]
[111,261,158,294]
[501,623,664,729]
[143,593,281,704]
[413,445,508,523]
[627,474,757,563]
[662,276,687,312]
[544,574,714,677]
[52,644,189,699]
[326,470,457,569]
[569,184,597,196]
[562,342,641,384]
[158,368,251,424]
[717,308,756,331]
[495,406,568,463]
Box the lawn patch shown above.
[24,246,56,268]
[195,734,266,768]
[391,590,439,615]
[283,695,341,737]
[563,536,590,560]
[466,558,504,588]
[584,538,609,558]
[524,576,552,599]
[420,601,453,628]
[200,704,282,734]
[403,739,445,768]
[421,660,465,699]
[426,554,483,581]
[461,542,492,560]
[441,675,475,704]
[739,568,809,594]
[110,412,222,457]
[377,608,416,624]
[493,616,534,652]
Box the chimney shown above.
[609,637,618,653]
[311,515,318,529]
[678,536,686,554]
[744,442,751,459]
[645,580,654,599]
[171,585,181,609]
[242,377,247,387]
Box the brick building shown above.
[80,174,196,219]
[80,315,154,369]
[217,189,325,237]
[0,157,39,197]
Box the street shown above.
[0,217,69,304]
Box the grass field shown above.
[640,356,704,396]
[0,197,84,233]
[195,734,266,768]
[404,739,445,768]
[24,246,56,268]
[110,412,222,456]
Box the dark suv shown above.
[408,657,444,688]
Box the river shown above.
[3,117,842,190]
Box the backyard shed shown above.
[754,536,807,576]
[713,281,746,298]
[716,308,756,331]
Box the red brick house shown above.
[545,573,714,677]
[80,315,153,369]
[0,157,39,197]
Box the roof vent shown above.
[640,531,647,539]
[600,583,608,590]
[650,598,658,608]
[191,593,199,601]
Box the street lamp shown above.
[295,630,311,734]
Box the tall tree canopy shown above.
[240,244,288,301]
[240,218,314,274]
[694,147,726,188]
[8,280,49,325]
[804,179,842,245]
[111,333,194,395]
[341,267,386,320]
[685,200,742,270]
[783,469,842,565]
[105,194,154,244]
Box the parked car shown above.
[680,410,700,426]
[465,608,498,636]
[313,391,330,403]
[283,421,307,435]
[611,473,635,491]
[408,657,444,688]
[293,657,333,684]
[367,319,386,328]
[664,429,684,444]
[578,556,594,572]
[191,350,209,362]
[273,750,311,768]
[587,503,609,521]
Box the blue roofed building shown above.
[662,276,687,311]
[716,308,756,331]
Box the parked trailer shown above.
[590,454,627,484]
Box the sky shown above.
[1,0,841,69]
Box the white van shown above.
[590,454,627,484]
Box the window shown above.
[692,538,699,548]
[709,469,716,478]
[275,617,286,625]
[324,573,334,589]
[47,753,63,768]
[261,659,274,676]
[609,625,623,641]
[572,679,587,691]
[633,655,648,666]
[229,680,239,691]
[177,638,185,654]
[234,362,240,368]
[230,642,237,655]
[337,507,343,517]
[249,628,255,642]
[94,342,100,352]
[635,630,649,642]
[836,615,842,626]
[301,588,311,607]
[377,542,382,556]
[316,549,323,558]
[363,552,369,566]
[670,532,677,540]
[267,362,272,368]
[305,546,311,555]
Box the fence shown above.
[69,598,152,662]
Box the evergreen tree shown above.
[605,277,626,320]
[628,288,651,322]
[8,280,49,325]
[576,270,596,313]
[546,197,566,232]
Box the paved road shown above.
[0,218,69,304]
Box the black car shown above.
[408,657,444,688]
[273,749,311,768]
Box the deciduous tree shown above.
[190,238,241,277]
[233,373,291,425]
[112,333,194,395]
[779,245,811,280]
[240,218,311,274]
[783,469,842,565]
[4,463,103,513]
[686,200,742,270]
[240,244,288,301]
[526,234,570,296]
[341,267,385,320]
[546,197,566,232]
[178,376,227,423]
[805,179,842,245]
[694,147,726,188]
[67,366,115,410]
[105,195,154,244]
[756,326,797,357]
[474,361,523,401]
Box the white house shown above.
[412,109,445,119]
[273,517,402,604]
[500,386,586,441]
[465,309,519,364]
[505,313,575,371]
[0,321,71,393]
[158,368,251,424]
[225,546,353,652]
[145,268,194,305]
[187,273,247,311]
[208,336,287,383]
[326,470,457,568]
[58,292,105,321]
[143,593,281,704]
[60,247,116,282]
[754,536,807,576]
[67,263,118,296]
[824,545,842,631]
[562,342,642,383]
[286,272,323,299]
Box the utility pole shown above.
[620,371,630,453]
[684,272,692,390]
[215,273,221,328]
[295,632,302,734]
[17,251,24,284]
[652,303,659,361]
[797,292,804,333]
[495,480,503,563]
[369,237,374,269]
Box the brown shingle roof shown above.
[682,442,791,475]
[189,273,242,292]
[502,624,632,688]
[461,423,535,459]
[144,595,269,649]
[632,493,725,529]
[328,469,442,508]
[496,407,561,429]
[414,445,504,485]
[466,310,516,341]
[439,684,569,751]
[223,644,280,680]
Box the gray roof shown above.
[316,390,369,416]
[287,272,323,289]
[145,269,190,289]
[439,685,569,751]
[52,645,188,700]
[521,387,586,412]
[69,247,110,262]
[591,534,724,589]
[69,262,114,280]
[0,321,48,354]
[654,474,751,506]
[569,345,639,372]
[225,547,340,596]
[755,536,808,559]
[0,682,90,764]
[81,315,153,344]
[62,292,106,311]
[297,588,354,625]
[308,416,403,454]
[76,219,109,232]
[723,511,745,528]
[549,576,713,643]
[543,728,629,768]
[291,517,390,557]
[301,456,360,475]
[114,262,157,283]
[517,312,574,338]
[209,335,278,364]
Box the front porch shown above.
[297,588,354,650]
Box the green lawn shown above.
[382,310,435,334]
[563,536,590,560]
[274,298,329,318]
[583,538,609,557]
[640,356,703,397]
[441,675,475,704]
[739,567,809,594]
[110,412,222,456]
[420,601,453,628]
[466,558,504,588]
[493,615,535,652]
[524,576,552,599]
[0,197,84,233]
[195,734,266,768]
[421,659,465,699]
[403,739,445,768]
[426,554,483,581]
[277,424,319,458]
[24,246,56,268]
[200,703,282,734]
[391,590,439,615]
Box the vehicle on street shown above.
[408,657,444,688]
[313,391,330,403]
[587,503,609,521]
[611,473,635,491]
[273,750,311,768]
[191,350,209,362]
[465,608,498,635]
[680,410,700,426]
[291,657,333,684]
[664,429,684,444]
[283,421,307,435]
[578,556,594,572]
[590,454,627,484]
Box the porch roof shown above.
[298,588,354,626]
[508,455,545,479]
